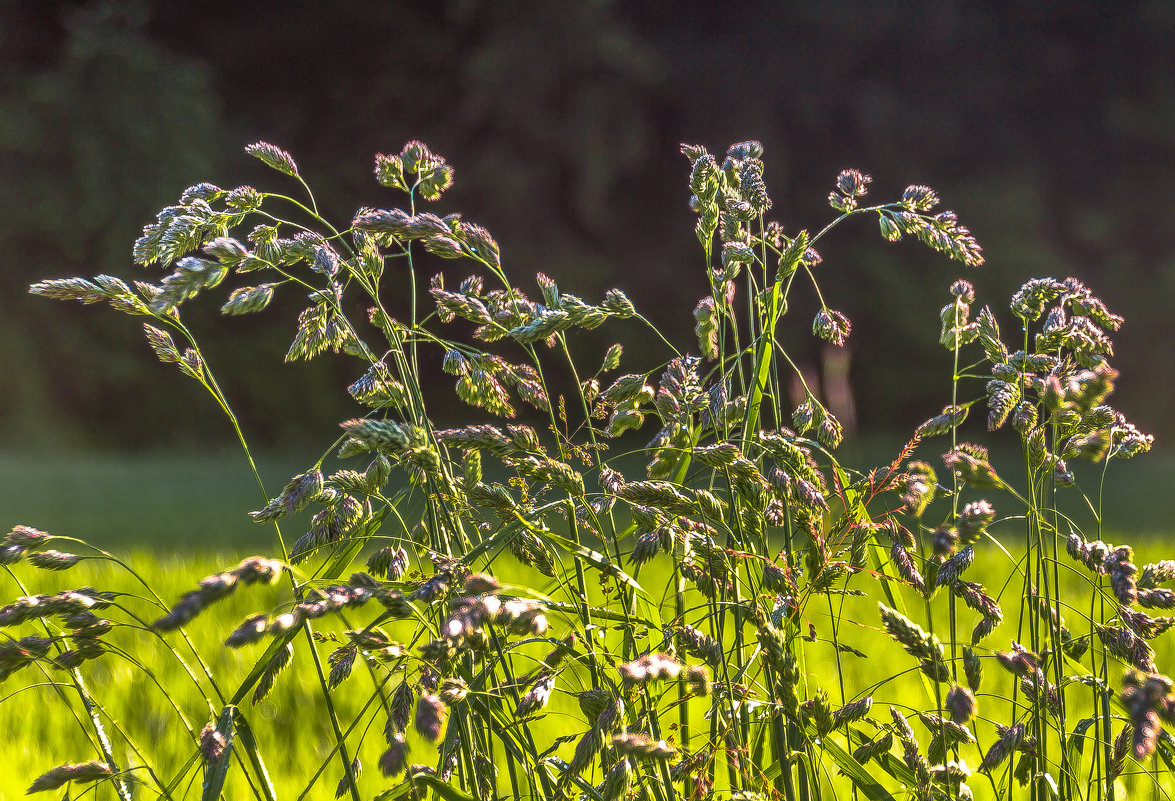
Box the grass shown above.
[9,137,1175,801]
[3,447,1174,801]
[3,521,1174,800]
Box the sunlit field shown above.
[4,450,1175,799]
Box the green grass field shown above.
[4,450,1175,799]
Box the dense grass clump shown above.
[5,139,1172,801]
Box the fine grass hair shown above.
[6,138,1171,801]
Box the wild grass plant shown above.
[5,138,1172,801]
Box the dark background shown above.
[2,0,1173,453]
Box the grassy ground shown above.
[3,448,1175,799]
[0,452,307,551]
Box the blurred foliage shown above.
[2,0,1173,450]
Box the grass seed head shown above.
[415,692,445,742]
[379,733,408,777]
[27,550,80,571]
[569,724,607,777]
[853,732,894,764]
[612,733,677,761]
[980,723,1025,772]
[601,757,633,801]
[947,685,978,724]
[6,525,50,548]
[26,761,115,794]
[200,723,228,765]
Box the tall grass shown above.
[5,138,1172,801]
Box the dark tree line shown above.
[2,0,1171,450]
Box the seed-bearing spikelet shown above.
[568,724,607,778]
[225,613,268,647]
[1108,545,1139,605]
[813,308,851,346]
[1107,725,1131,782]
[879,604,948,680]
[890,540,925,593]
[26,761,116,794]
[890,707,930,787]
[576,688,612,723]
[253,642,294,703]
[200,722,229,765]
[897,461,937,516]
[157,554,285,629]
[935,545,974,588]
[27,549,80,571]
[1121,670,1175,759]
[685,664,712,696]
[616,480,694,515]
[692,297,720,360]
[832,696,873,729]
[986,379,1020,430]
[1067,532,1110,574]
[251,470,326,522]
[366,545,409,580]
[962,646,983,692]
[515,672,555,718]
[246,141,299,176]
[438,677,469,705]
[0,590,104,627]
[994,642,1041,678]
[675,623,723,666]
[946,685,978,724]
[333,758,362,799]
[611,733,678,761]
[1010,401,1038,434]
[970,617,998,644]
[943,445,1004,490]
[1019,670,1061,714]
[932,525,959,557]
[379,733,408,777]
[415,692,446,742]
[385,682,413,737]
[762,560,795,595]
[1137,587,1175,609]
[919,712,976,747]
[594,757,631,801]
[619,652,685,688]
[630,529,664,566]
[1098,625,1156,672]
[1119,606,1175,639]
[956,500,994,545]
[979,723,1025,772]
[1111,421,1154,459]
[816,414,844,448]
[901,185,939,212]
[4,527,49,548]
[0,635,52,680]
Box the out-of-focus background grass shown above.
[3,0,1175,796]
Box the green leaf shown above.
[543,599,658,628]
[372,772,479,801]
[233,710,277,801]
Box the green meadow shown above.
[4,449,1175,799]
